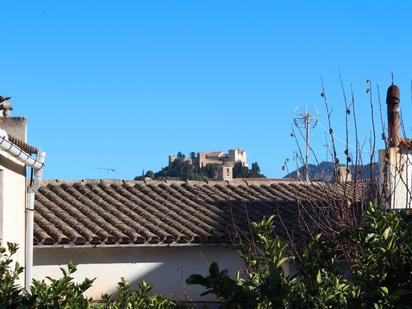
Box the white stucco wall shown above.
[0,149,27,286]
[33,246,245,302]
[228,149,248,167]
[379,147,412,209]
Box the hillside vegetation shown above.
[284,161,379,181]
[135,151,266,181]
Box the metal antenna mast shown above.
[324,132,329,163]
[98,168,117,179]
[294,105,318,181]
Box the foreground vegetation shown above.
[1,204,411,308]
[188,204,412,308]
[0,244,181,309]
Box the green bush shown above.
[187,204,412,308]
[0,245,181,309]
[288,234,353,308]
[0,243,29,308]
[96,279,182,309]
[29,263,94,309]
[346,205,412,308]
[1,203,411,308]
[187,216,291,308]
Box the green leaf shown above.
[186,274,207,285]
[276,257,288,268]
[382,227,391,240]
[209,262,219,277]
[316,271,322,284]
[380,286,388,295]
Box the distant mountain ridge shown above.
[284,161,379,181]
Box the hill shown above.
[135,152,266,180]
[284,161,379,181]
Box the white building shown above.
[379,84,412,209]
[31,178,365,302]
[198,148,248,168]
[0,113,45,288]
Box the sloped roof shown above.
[400,138,412,149]
[7,134,38,154]
[33,179,370,248]
[206,151,225,158]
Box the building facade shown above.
[0,118,28,284]
[197,148,248,168]
[0,114,45,288]
[31,178,366,302]
[378,84,412,209]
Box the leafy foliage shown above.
[0,247,181,309]
[249,162,265,178]
[187,262,259,308]
[187,215,290,308]
[152,155,203,180]
[1,203,411,308]
[29,263,94,309]
[187,204,412,308]
[346,204,412,308]
[232,161,249,179]
[232,161,265,178]
[96,279,181,309]
[200,163,218,179]
[144,170,155,179]
[289,234,353,308]
[0,243,29,308]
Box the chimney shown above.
[334,166,351,183]
[387,84,401,147]
[0,117,27,141]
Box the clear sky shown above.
[1,1,412,180]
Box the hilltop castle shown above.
[168,148,248,181]
[169,148,248,168]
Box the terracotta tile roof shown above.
[8,135,38,154]
[206,151,225,158]
[33,179,371,248]
[400,138,412,149]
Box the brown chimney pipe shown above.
[386,84,401,147]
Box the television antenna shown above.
[294,105,318,181]
[98,167,117,179]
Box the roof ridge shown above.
[41,178,307,187]
[7,134,38,154]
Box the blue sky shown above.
[1,1,411,180]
